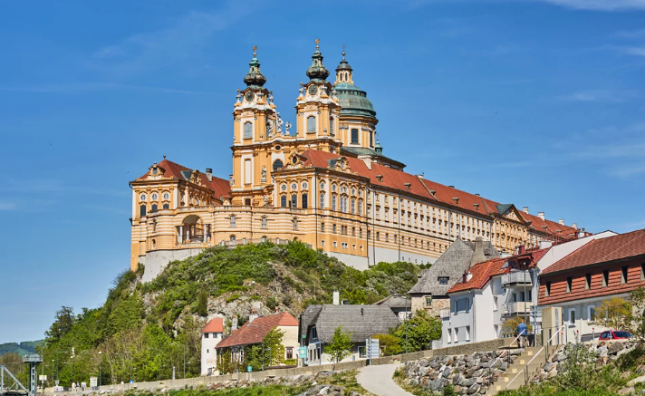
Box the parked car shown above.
[598,330,634,341]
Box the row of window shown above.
[446,326,471,344]
[140,192,171,201]
[140,203,170,216]
[545,264,644,297]
[278,181,363,196]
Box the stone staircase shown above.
[485,347,546,395]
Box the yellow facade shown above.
[129,42,578,277]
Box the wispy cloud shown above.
[533,0,645,11]
[0,202,17,211]
[88,3,256,76]
[558,89,638,102]
[0,82,212,95]
[614,28,645,37]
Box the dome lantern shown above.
[306,39,330,83]
[243,45,267,88]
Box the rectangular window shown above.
[642,264,645,281]
[603,270,609,287]
[376,232,380,241]
[545,281,551,297]
[494,297,498,311]
[321,240,325,247]
[332,224,337,233]
[425,296,432,306]
[321,223,325,232]
[465,326,471,341]
[358,346,366,358]
[286,347,293,360]
[566,277,572,293]
[622,266,628,284]
[352,227,356,236]
[244,159,252,184]
[569,308,576,326]
[448,328,453,344]
[588,305,596,323]
[319,192,325,209]
[585,273,591,290]
[438,276,449,285]
[331,195,336,211]
[359,228,362,238]
[351,128,359,144]
[333,241,337,247]
[204,333,209,339]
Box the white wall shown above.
[537,231,617,272]
[442,291,475,347]
[201,332,223,376]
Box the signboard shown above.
[298,346,307,359]
[39,375,47,382]
[247,366,252,372]
[365,338,380,359]
[90,377,98,388]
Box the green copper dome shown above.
[243,48,267,88]
[334,82,376,119]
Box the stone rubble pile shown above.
[402,349,523,395]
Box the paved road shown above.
[356,364,414,396]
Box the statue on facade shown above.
[320,85,328,96]
[266,121,273,138]
[299,82,305,96]
[285,121,292,136]
[261,166,267,183]
[229,175,234,186]
[268,91,274,105]
[276,112,284,135]
[263,195,269,206]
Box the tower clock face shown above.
[245,91,255,102]
[308,85,318,95]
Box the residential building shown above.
[129,42,580,282]
[215,312,299,368]
[201,318,224,376]
[539,229,645,342]
[299,304,400,364]
[408,237,498,316]
[373,295,411,321]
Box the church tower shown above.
[333,47,378,150]
[293,39,342,153]
[230,47,278,206]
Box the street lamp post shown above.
[70,356,74,387]
[404,295,409,354]
[98,351,102,388]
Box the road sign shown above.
[298,346,307,359]
[90,377,98,387]
[247,366,252,372]
[365,338,380,359]
[39,375,47,382]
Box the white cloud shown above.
[0,202,17,211]
[534,0,645,11]
[558,90,636,102]
[622,46,645,56]
[89,3,256,75]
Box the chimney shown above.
[559,219,565,226]
[572,223,578,229]
[475,193,480,196]
[538,212,545,221]
[449,185,455,188]
[231,315,238,331]
[333,291,340,305]
[578,228,587,238]
[470,237,486,266]
[523,207,529,214]
[249,308,258,323]
[463,270,473,283]
[206,168,213,182]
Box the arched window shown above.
[350,198,356,215]
[261,235,268,242]
[273,160,283,172]
[291,194,297,208]
[230,215,236,228]
[261,216,267,229]
[320,182,325,190]
[230,235,237,246]
[331,195,337,211]
[163,203,169,210]
[152,239,156,248]
[319,192,325,209]
[351,128,359,144]
[244,122,252,139]
[301,193,308,209]
[281,195,287,208]
[140,205,146,217]
[307,116,316,133]
[151,204,158,212]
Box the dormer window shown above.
[152,168,158,175]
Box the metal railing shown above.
[501,272,532,286]
[439,309,451,318]
[504,302,531,315]
[476,329,527,382]
[505,324,566,390]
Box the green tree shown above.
[373,334,402,356]
[595,297,631,331]
[324,326,353,363]
[244,327,285,370]
[45,306,76,344]
[501,317,532,338]
[196,290,209,317]
[394,310,441,352]
[629,287,645,341]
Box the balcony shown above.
[501,271,532,287]
[504,302,531,315]
[439,309,451,319]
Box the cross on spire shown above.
[315,38,320,50]
[253,45,257,57]
[342,43,346,59]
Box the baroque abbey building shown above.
[130,42,579,281]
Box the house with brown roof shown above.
[201,318,224,376]
[539,229,645,342]
[215,312,299,369]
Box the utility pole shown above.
[98,351,102,388]
[404,295,409,353]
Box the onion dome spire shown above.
[243,45,267,88]
[306,38,330,83]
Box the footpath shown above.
[356,364,413,396]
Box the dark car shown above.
[598,330,634,341]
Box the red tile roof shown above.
[542,228,645,275]
[134,159,231,199]
[519,211,578,240]
[447,248,549,293]
[202,318,224,333]
[215,312,298,349]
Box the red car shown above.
[598,330,634,341]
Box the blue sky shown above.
[1,0,644,342]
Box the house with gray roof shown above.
[408,237,499,317]
[298,304,400,365]
[373,295,411,321]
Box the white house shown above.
[201,318,224,376]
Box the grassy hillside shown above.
[35,241,421,386]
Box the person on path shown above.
[516,322,529,348]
